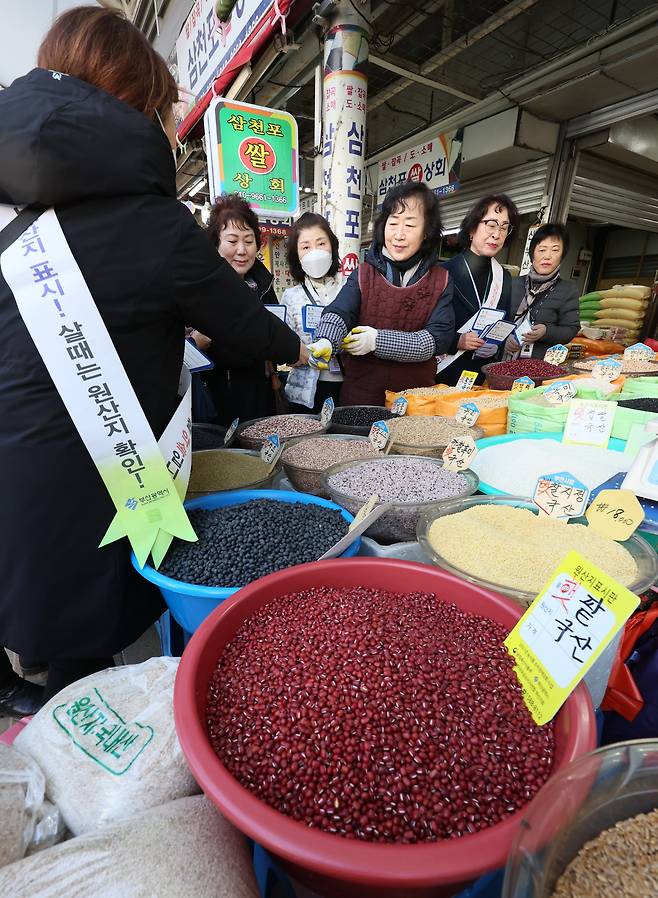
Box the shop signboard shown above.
[176,0,276,101]
[205,97,299,219]
[372,130,463,208]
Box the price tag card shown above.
[260,434,282,469]
[544,344,569,366]
[369,420,390,452]
[585,488,644,541]
[391,397,408,416]
[442,434,477,472]
[265,305,287,323]
[624,342,655,362]
[511,376,535,394]
[563,399,616,448]
[479,319,517,345]
[544,380,577,406]
[302,305,323,334]
[533,471,590,518]
[320,397,335,427]
[472,308,505,334]
[505,551,640,725]
[455,402,480,427]
[184,338,215,373]
[592,358,623,382]
[224,417,239,447]
[348,494,380,532]
[455,370,478,392]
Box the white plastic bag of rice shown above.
[0,743,63,867]
[14,657,200,835]
[0,795,260,898]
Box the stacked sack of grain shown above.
[579,285,651,342]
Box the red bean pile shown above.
[206,587,555,843]
[488,359,567,378]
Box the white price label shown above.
[624,342,655,362]
[260,434,282,468]
[391,397,408,416]
[511,376,535,394]
[543,381,577,406]
[369,420,390,452]
[533,471,589,519]
[442,434,477,472]
[544,344,569,366]
[563,399,616,448]
[320,398,335,427]
[455,402,480,427]
[592,359,622,382]
[224,417,239,446]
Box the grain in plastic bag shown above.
[0,743,63,867]
[0,795,259,898]
[14,657,200,835]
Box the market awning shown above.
[177,0,297,142]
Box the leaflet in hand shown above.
[478,319,517,345]
[184,338,214,372]
[472,307,505,334]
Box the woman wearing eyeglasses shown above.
[438,194,520,385]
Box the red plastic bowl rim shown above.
[174,558,596,889]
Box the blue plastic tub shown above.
[473,432,628,496]
[131,489,360,634]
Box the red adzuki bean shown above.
[206,587,555,844]
[487,359,567,378]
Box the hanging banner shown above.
[322,22,369,270]
[0,208,196,568]
[177,0,277,101]
[205,97,299,219]
[371,130,463,209]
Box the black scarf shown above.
[385,249,425,287]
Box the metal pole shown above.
[322,0,372,275]
[313,63,324,214]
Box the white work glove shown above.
[473,341,498,359]
[308,338,333,370]
[341,326,378,356]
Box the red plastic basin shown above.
[174,558,596,898]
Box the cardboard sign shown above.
[563,399,616,449]
[442,434,477,472]
[533,472,589,519]
[505,551,639,725]
[624,342,655,362]
[592,359,623,382]
[585,489,644,541]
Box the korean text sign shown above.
[373,129,463,207]
[206,97,299,218]
[505,551,639,725]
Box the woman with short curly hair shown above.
[308,181,455,406]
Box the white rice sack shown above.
[0,743,62,867]
[0,795,260,898]
[599,296,648,312]
[594,306,644,322]
[14,657,200,835]
[599,285,651,301]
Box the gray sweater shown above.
[510,275,580,359]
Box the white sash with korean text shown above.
[0,205,195,568]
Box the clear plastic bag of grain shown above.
[0,743,64,867]
[14,657,200,836]
[0,795,260,898]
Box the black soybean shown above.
[332,406,394,428]
[160,499,348,587]
[617,398,658,413]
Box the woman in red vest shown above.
[308,182,455,406]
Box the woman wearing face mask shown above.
[195,194,284,426]
[437,194,520,386]
[506,223,579,359]
[280,213,344,412]
[308,182,454,407]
